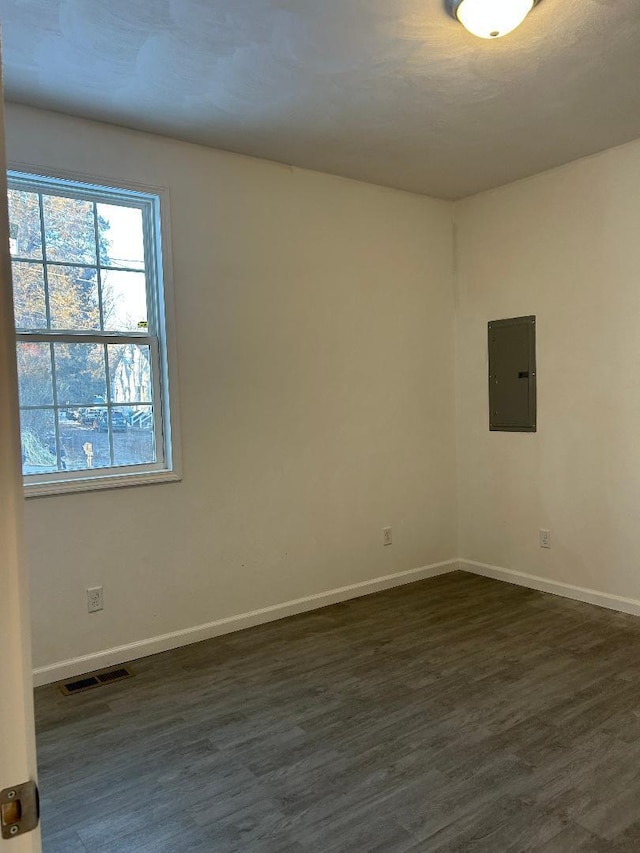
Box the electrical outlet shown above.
[383,527,392,546]
[87,586,103,613]
[539,529,551,549]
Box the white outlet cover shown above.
[539,529,551,549]
[87,586,104,612]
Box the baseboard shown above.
[33,558,459,687]
[461,559,640,618]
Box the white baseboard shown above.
[33,559,458,687]
[461,559,640,618]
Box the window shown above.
[8,170,179,495]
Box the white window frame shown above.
[8,166,181,497]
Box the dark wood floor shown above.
[34,570,640,852]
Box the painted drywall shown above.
[5,104,458,676]
[456,138,640,600]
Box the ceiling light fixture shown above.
[446,0,540,39]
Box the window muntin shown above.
[9,171,175,491]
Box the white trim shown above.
[7,159,171,204]
[461,559,640,618]
[25,469,181,498]
[33,559,458,686]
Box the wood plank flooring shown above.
[34,571,640,852]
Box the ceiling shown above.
[0,0,639,199]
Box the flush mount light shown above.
[446,0,540,39]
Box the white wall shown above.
[11,105,640,680]
[456,139,640,600]
[5,105,458,679]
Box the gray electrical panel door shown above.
[488,316,536,432]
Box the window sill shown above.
[24,469,182,499]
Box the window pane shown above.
[108,344,152,403]
[17,342,53,406]
[8,190,42,259]
[20,409,58,474]
[58,410,112,471]
[54,343,107,407]
[12,262,47,329]
[97,204,145,271]
[113,405,156,468]
[9,171,170,490]
[48,265,100,330]
[77,405,105,430]
[102,270,148,331]
[43,194,96,265]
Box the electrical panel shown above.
[488,316,536,432]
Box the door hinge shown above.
[1,781,39,839]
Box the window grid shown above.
[48,340,63,472]
[93,202,106,331]
[14,194,146,334]
[12,256,147,274]
[10,171,170,486]
[38,192,51,327]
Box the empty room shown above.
[2,1,640,851]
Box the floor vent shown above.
[96,667,131,684]
[60,666,134,696]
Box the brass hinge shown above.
[1,781,39,839]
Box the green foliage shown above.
[21,429,56,467]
